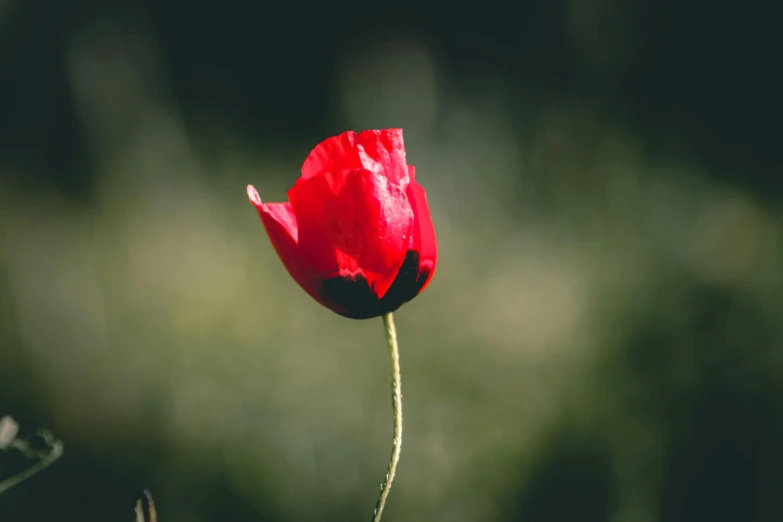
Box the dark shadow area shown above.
[511,434,616,522]
[0,439,280,521]
[621,283,783,522]
[661,388,783,522]
[504,281,783,522]
[1,0,779,198]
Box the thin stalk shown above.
[371,312,403,522]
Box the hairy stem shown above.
[371,312,403,522]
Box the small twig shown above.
[0,417,64,495]
[135,489,158,522]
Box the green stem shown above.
[371,312,403,522]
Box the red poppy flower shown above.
[247,128,437,319]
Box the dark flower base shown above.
[321,251,430,319]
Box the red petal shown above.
[288,169,414,299]
[246,185,350,314]
[300,129,410,188]
[406,180,437,292]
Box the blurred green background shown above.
[1,1,781,521]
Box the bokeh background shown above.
[1,1,781,521]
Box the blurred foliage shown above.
[1,1,781,521]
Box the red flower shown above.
[247,129,437,319]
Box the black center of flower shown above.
[320,250,428,319]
